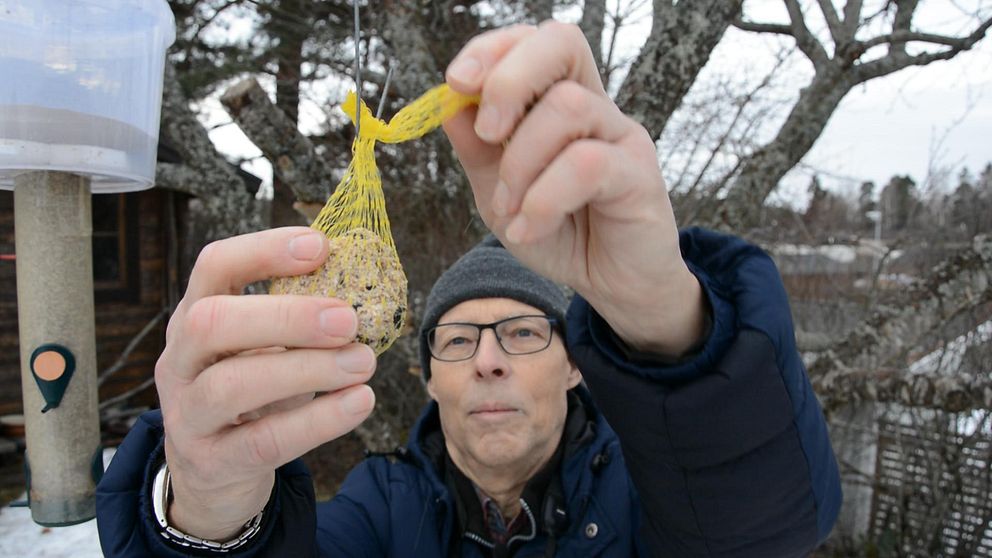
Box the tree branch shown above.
[155,162,203,196]
[681,54,785,197]
[220,77,339,203]
[731,18,792,35]
[97,308,168,386]
[810,235,992,412]
[841,0,864,42]
[816,0,845,45]
[783,0,831,69]
[157,61,264,253]
[703,4,992,231]
[855,15,992,83]
[601,0,649,87]
[700,69,854,231]
[814,367,992,414]
[861,25,992,52]
[190,0,249,45]
[892,0,920,36]
[99,377,156,412]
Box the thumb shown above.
[443,106,502,203]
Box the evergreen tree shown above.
[880,175,918,235]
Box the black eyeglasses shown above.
[425,315,558,362]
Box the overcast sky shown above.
[798,38,991,195]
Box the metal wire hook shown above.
[353,0,362,139]
[354,3,392,128]
[376,61,395,120]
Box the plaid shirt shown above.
[478,490,530,545]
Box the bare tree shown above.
[706,0,992,230]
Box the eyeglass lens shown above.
[429,315,554,362]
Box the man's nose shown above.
[473,329,509,379]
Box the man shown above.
[96,22,841,557]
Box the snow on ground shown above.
[0,505,103,557]
[0,448,115,557]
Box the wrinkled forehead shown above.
[437,297,545,325]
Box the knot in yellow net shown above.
[270,84,479,355]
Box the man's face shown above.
[426,298,582,473]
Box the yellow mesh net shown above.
[310,84,479,244]
[271,84,479,355]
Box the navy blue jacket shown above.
[96,228,842,557]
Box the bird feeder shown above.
[0,0,174,526]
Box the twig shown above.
[100,404,152,423]
[97,308,168,386]
[376,62,395,120]
[99,377,156,412]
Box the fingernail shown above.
[320,307,357,338]
[492,181,511,217]
[475,104,502,141]
[341,387,374,416]
[505,214,528,244]
[336,345,374,374]
[448,57,481,84]
[289,232,324,261]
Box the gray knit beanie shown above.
[418,235,568,381]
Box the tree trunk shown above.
[380,1,443,100]
[270,0,308,228]
[522,0,554,23]
[615,1,743,139]
[221,78,340,204]
[273,1,303,126]
[156,62,264,276]
[704,67,854,231]
[578,0,606,84]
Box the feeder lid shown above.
[0,0,176,192]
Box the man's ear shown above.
[566,358,582,390]
[425,377,437,400]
